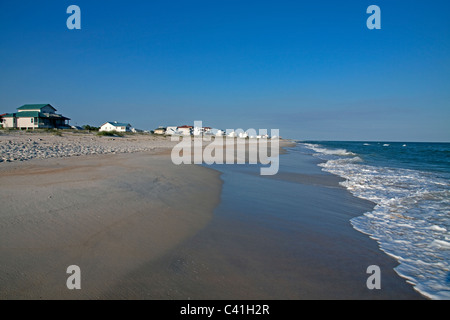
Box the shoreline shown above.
[106,143,424,300]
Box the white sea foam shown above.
[429,225,447,232]
[431,240,450,249]
[302,143,450,300]
[303,143,357,156]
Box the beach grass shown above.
[97,131,124,137]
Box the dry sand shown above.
[0,136,222,299]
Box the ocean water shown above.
[300,141,450,300]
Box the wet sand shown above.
[105,146,424,300]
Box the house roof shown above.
[17,104,56,111]
[178,125,193,129]
[103,122,131,127]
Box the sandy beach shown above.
[0,132,222,299]
[0,131,423,299]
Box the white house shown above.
[153,127,166,135]
[203,127,212,134]
[177,125,193,136]
[100,121,132,133]
[165,126,179,135]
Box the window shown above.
[31,118,33,123]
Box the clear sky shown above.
[0,0,449,141]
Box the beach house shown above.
[153,127,166,135]
[99,121,132,133]
[203,127,212,134]
[193,126,213,136]
[1,104,71,130]
[165,127,179,135]
[177,125,193,136]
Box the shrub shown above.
[97,131,123,137]
[82,125,100,131]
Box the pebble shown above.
[0,133,174,164]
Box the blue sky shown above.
[0,0,449,141]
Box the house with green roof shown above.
[2,104,71,130]
[99,121,133,133]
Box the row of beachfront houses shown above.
[0,104,273,138]
[153,126,272,139]
[154,125,214,136]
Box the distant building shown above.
[153,127,166,135]
[177,125,193,136]
[99,121,132,133]
[193,126,213,136]
[159,125,212,136]
[165,126,179,135]
[2,104,71,130]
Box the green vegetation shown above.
[82,125,100,131]
[97,131,124,137]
